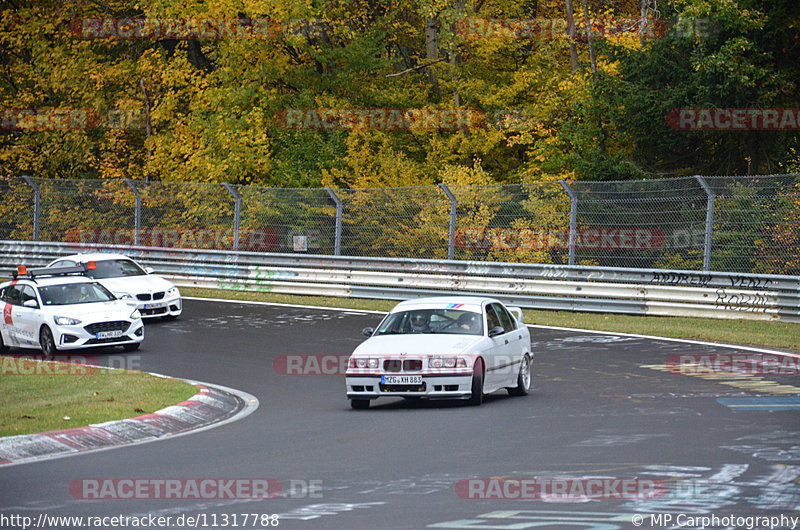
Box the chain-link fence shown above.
[1,174,798,275]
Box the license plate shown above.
[382,375,423,385]
[97,330,123,339]
[144,302,166,309]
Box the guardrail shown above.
[2,240,798,323]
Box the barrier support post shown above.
[558,180,578,266]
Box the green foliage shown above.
[0,0,796,185]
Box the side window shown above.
[493,304,516,331]
[2,285,22,305]
[486,305,502,332]
[52,260,75,267]
[20,285,38,306]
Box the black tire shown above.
[467,359,484,406]
[350,399,370,410]
[0,330,8,354]
[123,342,140,352]
[508,355,531,397]
[39,326,57,356]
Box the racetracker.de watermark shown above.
[456,478,667,500]
[70,17,334,40]
[455,16,668,40]
[70,17,281,40]
[66,227,280,252]
[1,108,143,131]
[666,353,800,376]
[456,227,665,251]
[274,354,350,376]
[0,355,140,376]
[454,17,718,40]
[69,478,323,500]
[667,108,800,131]
[273,108,538,131]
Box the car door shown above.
[491,303,526,386]
[15,284,42,348]
[483,304,513,390]
[1,284,26,347]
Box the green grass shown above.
[0,358,197,437]
[183,287,800,352]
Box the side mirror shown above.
[362,327,374,337]
[488,326,505,338]
[144,266,154,274]
[23,299,38,308]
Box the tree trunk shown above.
[581,0,597,79]
[139,78,153,184]
[566,0,579,74]
[425,16,441,100]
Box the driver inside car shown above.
[457,312,481,333]
[409,312,430,333]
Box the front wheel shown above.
[508,355,531,397]
[467,359,484,406]
[350,399,370,410]
[39,326,57,356]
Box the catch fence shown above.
[1,174,797,275]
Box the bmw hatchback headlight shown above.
[167,287,179,296]
[54,316,81,326]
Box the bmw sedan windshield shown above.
[85,259,147,279]
[374,309,483,336]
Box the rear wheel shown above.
[39,326,57,356]
[350,399,370,410]
[467,359,484,406]
[508,355,531,397]
[0,330,8,354]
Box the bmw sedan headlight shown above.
[428,356,468,369]
[114,292,134,301]
[54,315,81,326]
[167,287,179,297]
[130,309,142,320]
[348,357,379,369]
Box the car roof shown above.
[3,275,95,288]
[55,253,133,262]
[391,296,497,312]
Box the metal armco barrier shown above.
[1,240,798,323]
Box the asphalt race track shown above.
[1,298,799,529]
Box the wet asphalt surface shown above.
[1,298,798,529]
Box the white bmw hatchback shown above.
[48,253,181,319]
[0,265,144,355]
[345,296,532,409]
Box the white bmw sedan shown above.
[0,265,144,355]
[48,253,181,319]
[345,296,532,409]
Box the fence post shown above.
[222,183,241,251]
[695,176,715,271]
[21,175,40,241]
[324,188,343,256]
[558,180,577,266]
[124,179,141,246]
[438,183,457,261]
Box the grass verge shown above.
[0,358,197,437]
[183,287,800,352]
